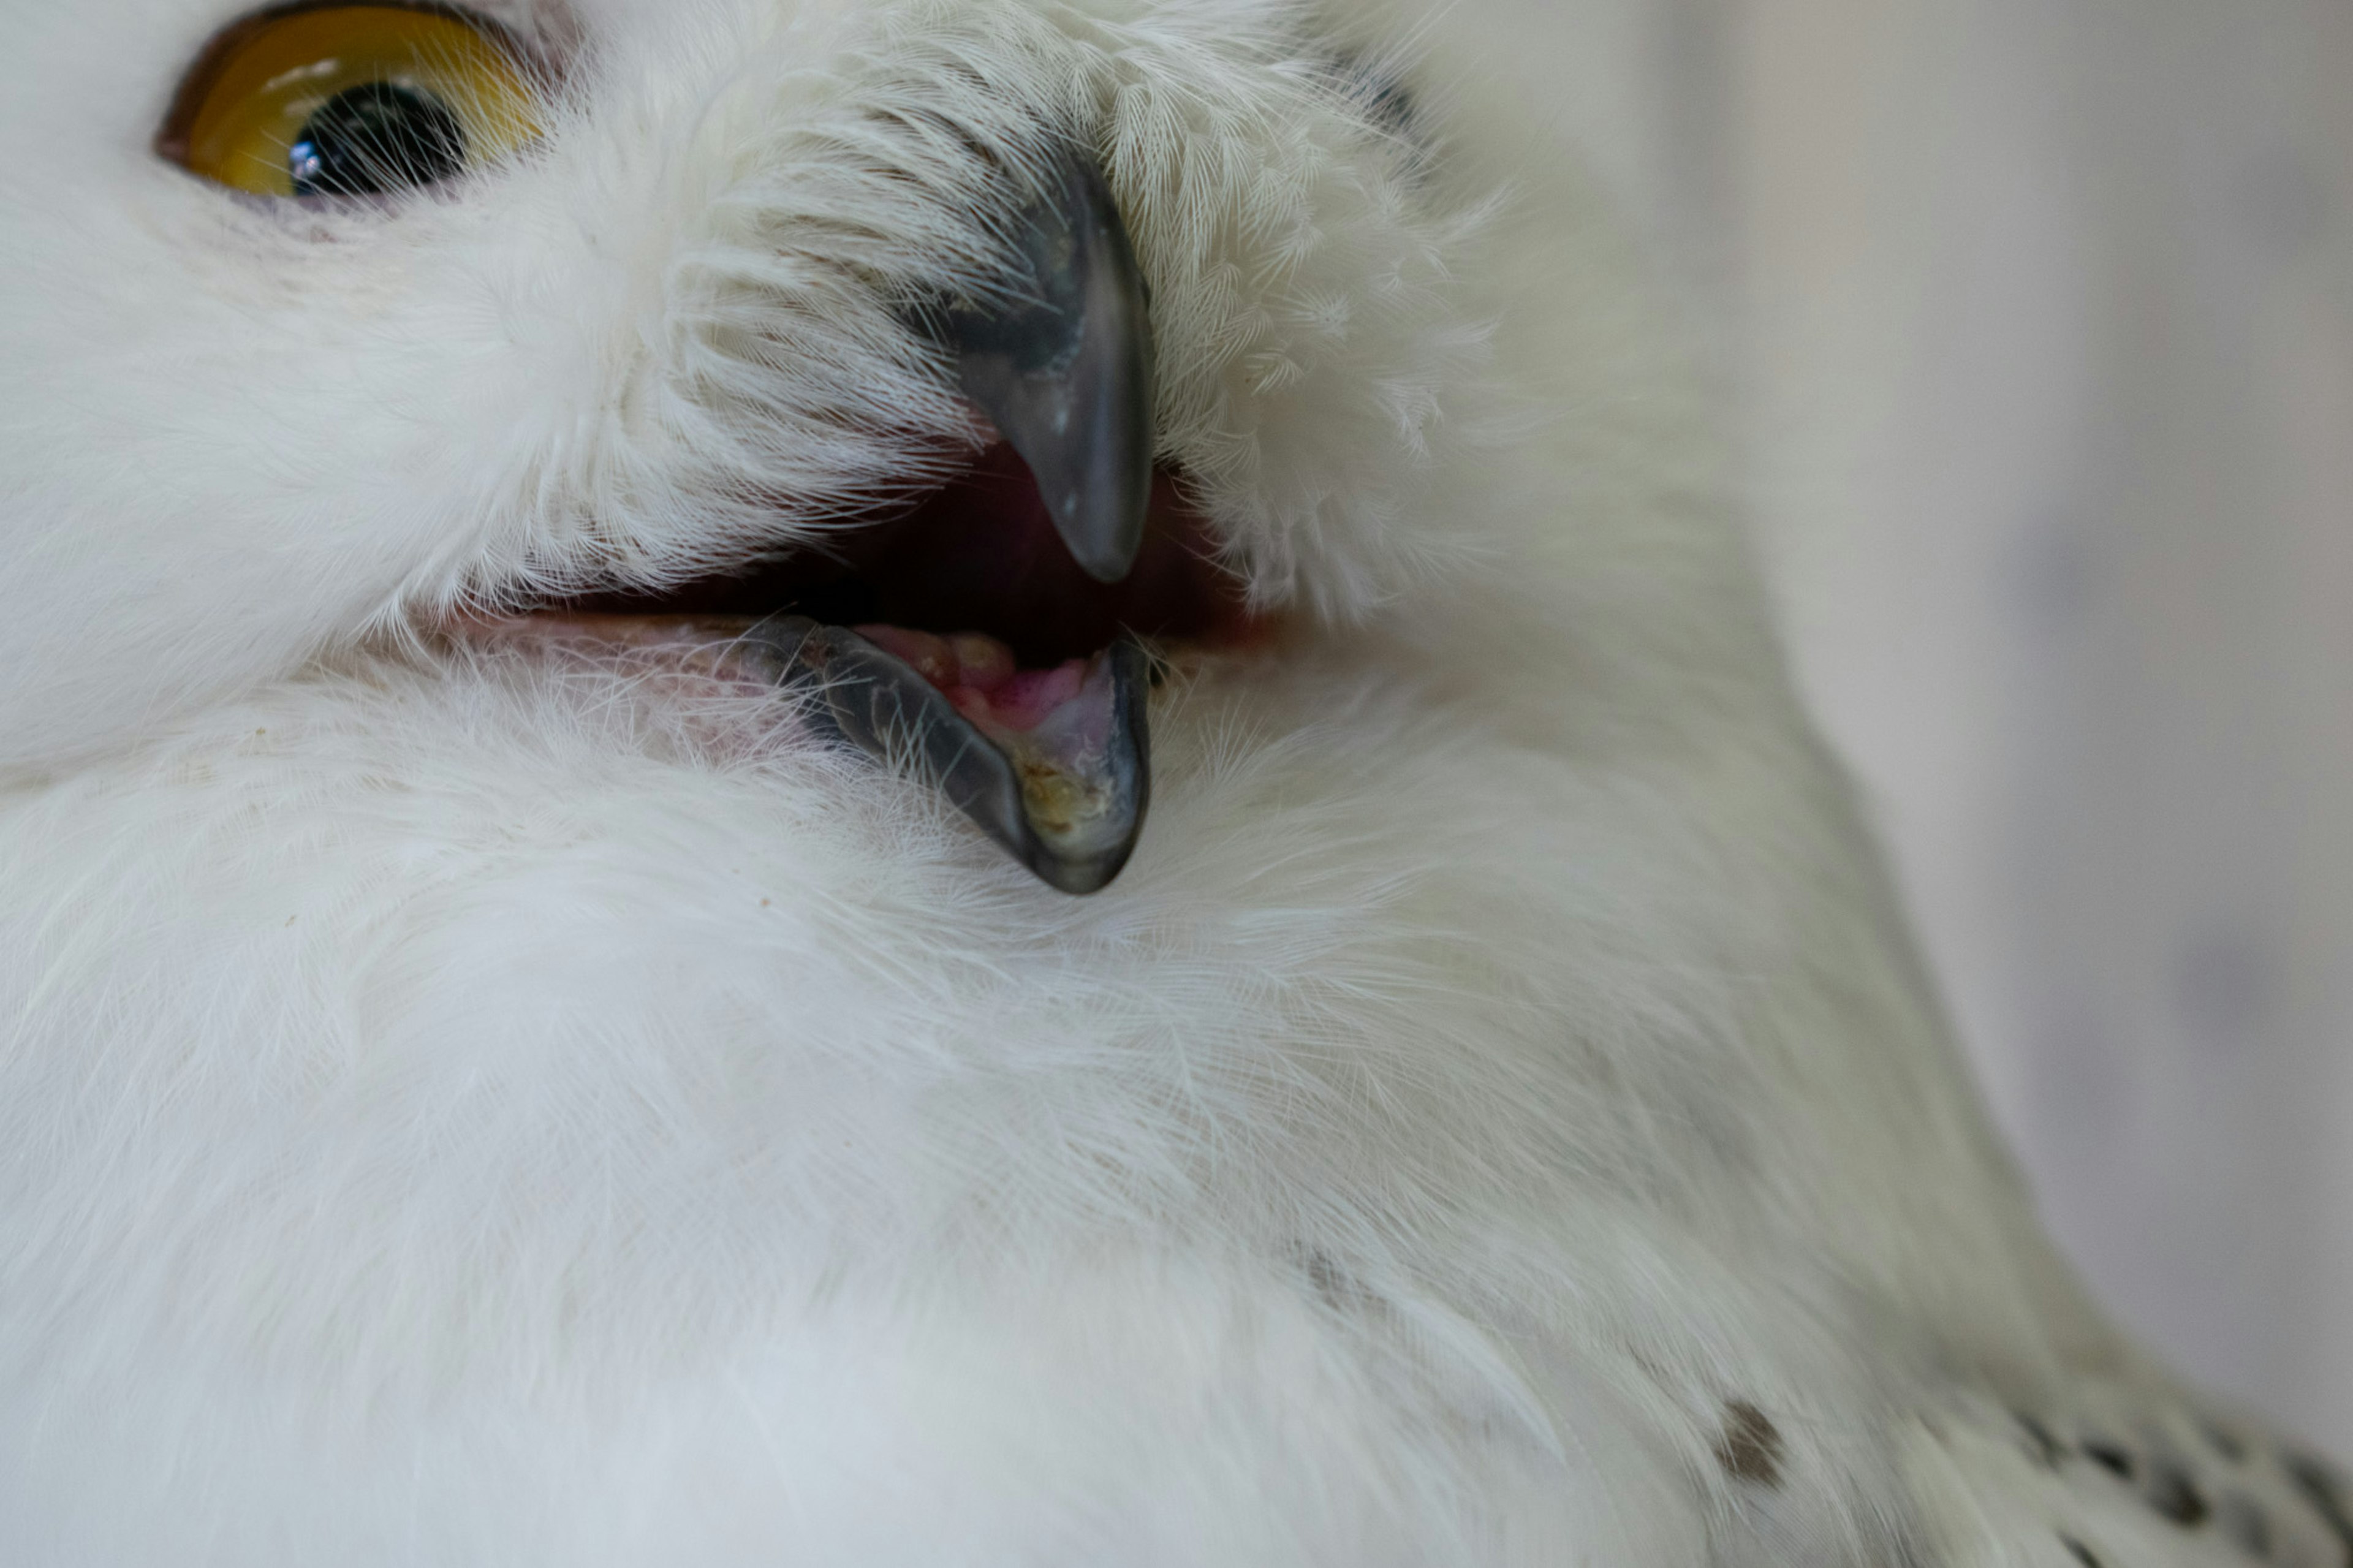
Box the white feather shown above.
[0,0,2341,1562]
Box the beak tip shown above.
[942,144,1158,590]
[1056,510,1146,585]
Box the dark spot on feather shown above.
[1293,1246,1393,1322]
[2083,1439,2137,1482]
[1303,1249,1354,1311]
[2287,1452,2351,1511]
[2147,1461,2210,1527]
[1327,54,1419,141]
[2218,1492,2273,1559]
[1322,52,1431,176]
[1362,75,1419,142]
[2014,1411,2066,1468]
[2283,1451,2353,1562]
[1716,1400,1784,1488]
[2202,1421,2250,1464]
[2059,1532,2104,1567]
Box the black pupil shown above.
[289,81,466,197]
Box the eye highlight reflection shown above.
[158,4,541,199]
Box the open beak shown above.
[759,148,1159,894]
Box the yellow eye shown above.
[159,5,542,199]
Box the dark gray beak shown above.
[751,617,1152,896]
[939,149,1156,585]
[753,151,1160,894]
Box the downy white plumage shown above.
[0,0,2341,1562]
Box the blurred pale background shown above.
[1539,0,2353,1449]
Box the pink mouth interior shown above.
[849,625,1086,735]
[456,442,1262,768]
[557,442,1254,669]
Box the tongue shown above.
[746,616,1151,896]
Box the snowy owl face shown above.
[0,0,1499,892]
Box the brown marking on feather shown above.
[2147,1461,2210,1528]
[2201,1420,2249,1464]
[2218,1492,2273,1559]
[2082,1438,2137,1482]
[1716,1401,1784,1488]
[2283,1452,2353,1564]
[2013,1410,2066,1469]
[2059,1534,2104,1568]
